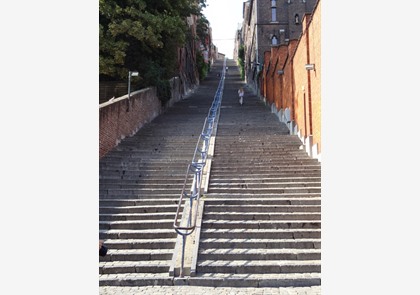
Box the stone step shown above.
[207,187,321,194]
[200,229,321,239]
[210,159,318,165]
[208,182,321,189]
[203,197,321,205]
[209,171,321,177]
[99,176,187,182]
[187,273,321,288]
[99,193,184,199]
[99,174,189,180]
[204,192,321,199]
[99,219,175,230]
[99,183,186,189]
[103,239,176,249]
[100,188,183,195]
[99,163,190,168]
[99,198,180,206]
[210,165,321,170]
[99,174,190,180]
[199,238,321,249]
[99,213,177,221]
[201,220,321,229]
[202,212,320,221]
[198,248,321,261]
[99,260,171,275]
[208,176,321,183]
[99,205,179,214]
[99,229,177,240]
[204,204,320,213]
[99,273,173,287]
[196,260,320,274]
[100,249,173,262]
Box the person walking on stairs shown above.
[238,87,244,106]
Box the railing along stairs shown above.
[172,59,227,277]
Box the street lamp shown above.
[128,71,139,99]
[127,71,138,112]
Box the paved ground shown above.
[99,286,321,294]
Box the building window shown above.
[271,0,277,22]
[271,35,278,45]
[295,14,300,24]
[272,8,277,21]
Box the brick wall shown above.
[99,77,191,159]
[99,87,161,159]
[259,0,321,157]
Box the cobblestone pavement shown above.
[99,286,321,295]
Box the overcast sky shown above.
[202,0,245,59]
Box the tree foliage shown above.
[238,45,245,80]
[99,0,208,98]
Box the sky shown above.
[202,0,245,59]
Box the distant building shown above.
[238,0,318,91]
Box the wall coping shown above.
[99,87,153,109]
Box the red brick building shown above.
[238,0,321,160]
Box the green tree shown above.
[238,45,245,80]
[99,0,208,102]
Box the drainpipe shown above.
[305,18,313,135]
[255,0,260,94]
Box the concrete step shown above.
[200,229,321,239]
[204,204,320,213]
[196,260,320,274]
[100,188,183,195]
[198,248,321,261]
[99,193,184,199]
[207,187,321,194]
[202,212,320,221]
[209,171,321,177]
[208,176,321,183]
[100,248,173,262]
[99,229,177,240]
[99,273,173,287]
[99,260,171,275]
[199,238,321,249]
[103,239,176,249]
[99,213,177,221]
[204,192,321,199]
[99,198,180,207]
[99,205,179,214]
[210,165,321,170]
[208,181,321,189]
[99,174,189,181]
[187,273,321,288]
[99,177,187,183]
[99,219,175,230]
[201,220,321,229]
[203,197,321,206]
[99,183,186,189]
[210,159,319,165]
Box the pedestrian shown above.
[99,240,108,257]
[238,87,244,105]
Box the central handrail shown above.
[172,59,227,277]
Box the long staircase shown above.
[99,61,224,286]
[189,86,321,287]
[99,59,321,289]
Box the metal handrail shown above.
[172,59,226,277]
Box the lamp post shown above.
[127,71,138,112]
[128,71,139,99]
